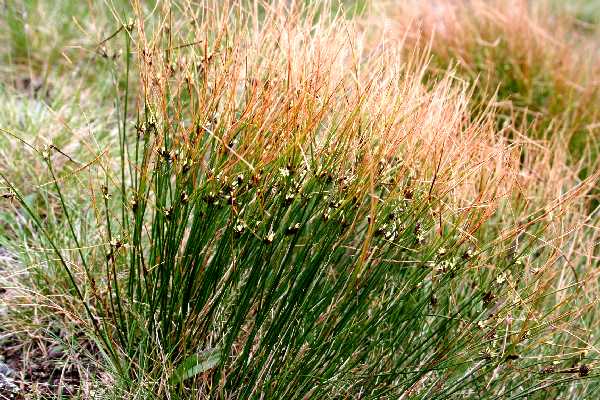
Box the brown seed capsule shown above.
[329,200,342,209]
[99,44,109,58]
[111,238,123,251]
[286,223,301,235]
[264,231,275,244]
[284,192,295,205]
[204,191,216,202]
[227,194,237,207]
[378,158,387,173]
[414,223,421,234]
[236,174,244,185]
[579,364,590,377]
[482,291,495,305]
[157,147,172,162]
[340,214,351,229]
[462,249,475,260]
[233,221,246,236]
[125,18,134,32]
[101,185,110,200]
[131,198,139,212]
[135,122,145,137]
[182,159,192,174]
[540,366,555,374]
[430,295,438,307]
[148,115,156,128]
[180,191,189,204]
[251,172,261,186]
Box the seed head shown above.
[251,172,261,186]
[130,197,139,212]
[157,147,173,162]
[329,200,342,209]
[264,231,275,244]
[540,365,555,374]
[375,224,387,237]
[147,114,157,130]
[125,18,134,32]
[1,192,15,201]
[135,122,146,137]
[180,191,189,204]
[430,295,438,307]
[482,291,494,305]
[286,223,301,235]
[462,248,475,260]
[496,273,507,285]
[182,159,192,174]
[384,229,396,241]
[41,145,51,160]
[110,238,124,250]
[101,185,110,200]
[234,221,246,235]
[284,191,295,204]
[227,194,237,206]
[279,167,290,178]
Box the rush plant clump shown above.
[1,0,599,398]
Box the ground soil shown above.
[0,328,101,399]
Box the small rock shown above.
[0,362,19,395]
[0,361,14,377]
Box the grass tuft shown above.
[1,0,599,398]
